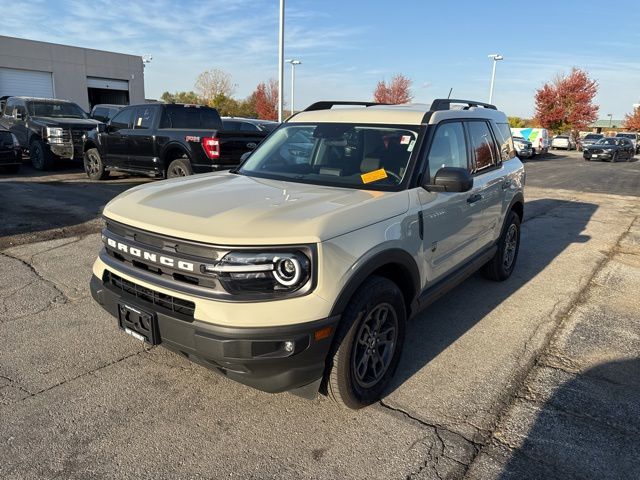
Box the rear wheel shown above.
[167,158,193,178]
[326,276,406,409]
[30,139,54,170]
[84,148,110,180]
[483,210,521,281]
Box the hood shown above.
[103,173,410,245]
[31,116,101,128]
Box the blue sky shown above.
[7,0,640,118]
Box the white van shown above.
[511,128,550,156]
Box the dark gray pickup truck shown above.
[82,103,268,180]
[0,97,100,170]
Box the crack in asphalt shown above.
[0,251,70,304]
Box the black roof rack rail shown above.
[303,101,387,112]
[430,99,497,111]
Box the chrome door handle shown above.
[467,193,482,204]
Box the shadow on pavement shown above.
[387,198,596,395]
[498,358,640,479]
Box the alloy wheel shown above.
[503,223,518,269]
[352,303,398,389]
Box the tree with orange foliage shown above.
[623,107,640,131]
[253,79,279,121]
[373,74,413,104]
[534,68,598,134]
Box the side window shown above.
[467,121,499,172]
[426,122,468,180]
[495,122,515,161]
[92,107,108,121]
[110,108,133,130]
[240,122,260,132]
[134,106,155,130]
[3,99,15,116]
[222,120,240,130]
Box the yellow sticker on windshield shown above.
[361,168,388,184]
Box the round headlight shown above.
[274,257,302,286]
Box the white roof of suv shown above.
[288,99,509,126]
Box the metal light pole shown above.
[607,113,613,128]
[286,59,301,115]
[488,54,503,104]
[278,0,285,122]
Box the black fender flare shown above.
[160,141,191,170]
[329,248,421,318]
[507,192,525,222]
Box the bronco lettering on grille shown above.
[106,237,194,272]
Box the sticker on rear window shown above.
[136,117,142,127]
[361,168,388,184]
[400,135,411,145]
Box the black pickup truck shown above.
[0,97,101,170]
[82,103,268,180]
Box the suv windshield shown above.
[616,133,636,139]
[27,101,87,119]
[239,123,419,190]
[596,138,618,146]
[585,134,603,140]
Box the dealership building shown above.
[0,35,145,111]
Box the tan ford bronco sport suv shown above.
[90,99,525,409]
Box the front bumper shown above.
[90,274,339,395]
[583,151,612,161]
[516,147,533,158]
[48,141,79,159]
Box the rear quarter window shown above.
[495,122,516,161]
[162,106,222,129]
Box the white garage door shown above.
[0,68,54,98]
[87,77,129,90]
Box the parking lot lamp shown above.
[488,54,503,104]
[607,113,613,128]
[278,0,285,122]
[286,59,302,115]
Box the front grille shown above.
[71,128,90,146]
[104,270,195,319]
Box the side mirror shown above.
[423,167,473,193]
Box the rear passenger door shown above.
[417,121,487,280]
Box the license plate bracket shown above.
[117,303,160,345]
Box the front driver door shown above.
[103,108,133,168]
[417,120,487,281]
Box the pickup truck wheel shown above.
[326,276,406,409]
[30,139,54,170]
[167,158,193,178]
[483,210,521,281]
[84,148,110,180]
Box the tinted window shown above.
[427,122,468,180]
[92,107,109,122]
[259,122,279,133]
[222,120,241,130]
[134,106,155,130]
[495,122,515,161]
[584,134,602,140]
[3,98,15,116]
[27,101,87,119]
[240,121,260,132]
[467,121,498,172]
[110,108,133,129]
[163,106,222,129]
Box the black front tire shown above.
[30,139,54,170]
[483,210,521,281]
[84,148,110,180]
[326,276,406,409]
[167,158,193,178]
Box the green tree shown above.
[508,116,527,128]
[160,91,201,104]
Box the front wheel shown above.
[30,139,54,170]
[483,210,521,281]
[84,148,110,180]
[326,276,406,409]
[167,158,193,178]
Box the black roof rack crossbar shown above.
[430,99,497,111]
[303,101,387,112]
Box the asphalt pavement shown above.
[1,152,639,479]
